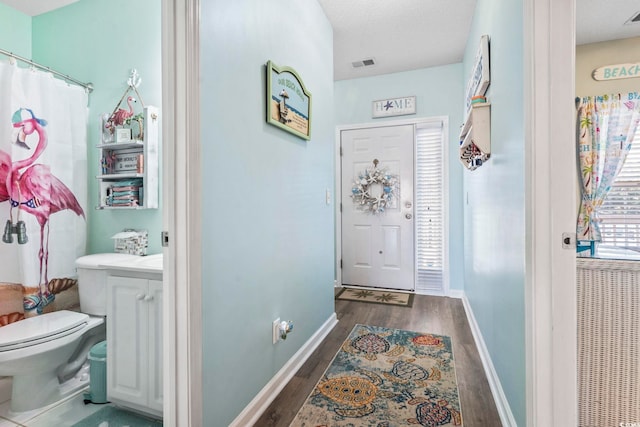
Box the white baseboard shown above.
[413,289,463,298]
[229,312,339,427]
[461,293,517,427]
[448,289,464,299]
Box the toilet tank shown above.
[76,253,140,316]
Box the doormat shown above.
[335,288,414,307]
[71,405,163,427]
[291,324,463,426]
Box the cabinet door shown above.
[106,276,149,408]
[148,279,163,412]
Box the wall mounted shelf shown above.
[459,102,491,171]
[96,106,159,209]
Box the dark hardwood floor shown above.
[254,291,503,427]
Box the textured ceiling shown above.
[319,0,640,81]
[2,0,640,81]
[317,0,477,81]
[576,0,640,45]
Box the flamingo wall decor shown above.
[0,108,85,313]
[106,95,136,130]
[104,70,146,135]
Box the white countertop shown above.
[98,253,163,274]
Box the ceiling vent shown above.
[352,58,376,68]
[624,11,640,25]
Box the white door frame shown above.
[524,0,577,426]
[162,0,577,424]
[161,0,203,426]
[335,116,450,296]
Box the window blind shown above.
[415,123,444,291]
[598,125,640,258]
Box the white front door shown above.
[341,125,415,291]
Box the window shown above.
[415,122,445,291]
[597,125,640,259]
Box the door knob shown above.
[144,295,154,302]
[405,201,412,208]
[405,213,412,220]
[136,294,145,300]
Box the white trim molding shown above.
[524,0,577,426]
[229,313,339,427]
[161,0,202,425]
[461,294,517,426]
[447,289,464,299]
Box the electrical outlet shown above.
[272,318,281,344]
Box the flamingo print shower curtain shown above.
[0,59,87,324]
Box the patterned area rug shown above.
[336,288,414,307]
[291,324,463,426]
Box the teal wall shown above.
[334,64,466,291]
[0,4,31,58]
[31,0,162,255]
[200,0,335,425]
[462,0,525,424]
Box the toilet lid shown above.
[0,310,89,352]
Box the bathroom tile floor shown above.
[0,388,160,427]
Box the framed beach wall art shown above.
[464,35,490,114]
[266,60,312,140]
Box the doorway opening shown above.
[336,117,448,295]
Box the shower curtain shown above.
[0,59,88,323]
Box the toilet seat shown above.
[0,311,88,352]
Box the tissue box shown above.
[112,229,148,256]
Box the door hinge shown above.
[161,231,169,247]
[340,202,342,213]
[340,259,343,269]
[340,146,343,156]
[561,232,576,249]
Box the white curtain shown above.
[0,59,87,319]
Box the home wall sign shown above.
[592,62,640,81]
[372,96,416,118]
[465,34,490,114]
[266,60,312,140]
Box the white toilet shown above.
[0,253,138,413]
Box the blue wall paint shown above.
[0,4,31,58]
[200,0,335,424]
[31,0,162,255]
[334,64,465,291]
[462,0,525,423]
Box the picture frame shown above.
[266,60,312,140]
[115,128,132,143]
[465,35,490,114]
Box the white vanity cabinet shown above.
[106,273,163,417]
